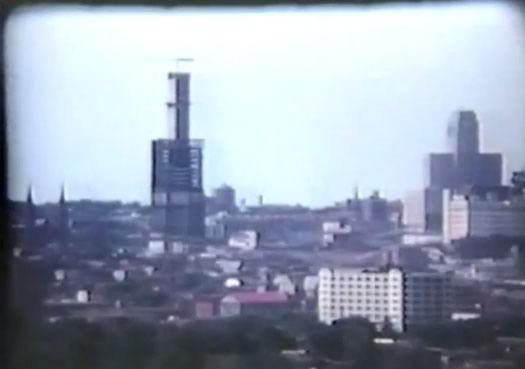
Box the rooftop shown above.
[226,291,288,304]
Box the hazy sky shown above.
[5,2,525,206]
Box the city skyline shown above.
[6,3,525,206]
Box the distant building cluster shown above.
[425,110,503,232]
[10,62,525,342]
[202,188,399,252]
[403,109,525,249]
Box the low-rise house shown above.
[193,295,223,319]
[495,336,525,355]
[458,359,514,369]
[216,259,243,275]
[273,274,297,295]
[219,291,291,317]
[303,275,319,299]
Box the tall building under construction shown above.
[150,71,205,240]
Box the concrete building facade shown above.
[318,268,405,331]
[322,220,352,247]
[228,230,259,250]
[425,153,456,189]
[443,189,525,244]
[318,267,453,332]
[402,190,425,231]
[404,272,454,328]
[211,184,237,214]
[219,291,290,317]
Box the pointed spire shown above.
[59,182,66,205]
[25,184,36,233]
[26,184,34,205]
[58,181,71,247]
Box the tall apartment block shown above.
[150,72,205,240]
[318,267,453,332]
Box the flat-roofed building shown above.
[318,267,453,332]
[443,189,525,244]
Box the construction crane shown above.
[142,56,195,72]
[174,57,194,71]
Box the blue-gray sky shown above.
[5,2,525,206]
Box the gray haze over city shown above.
[5,2,525,206]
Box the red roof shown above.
[227,291,288,304]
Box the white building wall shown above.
[323,221,352,234]
[228,230,259,250]
[403,190,425,231]
[148,239,167,256]
[402,233,443,245]
[318,268,452,332]
[220,296,241,317]
[76,290,90,303]
[443,192,525,243]
[322,221,352,247]
[443,190,470,244]
[318,268,404,332]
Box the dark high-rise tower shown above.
[426,110,502,190]
[447,110,502,187]
[150,71,205,240]
[447,110,480,155]
[422,109,503,232]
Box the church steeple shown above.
[59,182,66,205]
[58,182,70,248]
[25,184,37,248]
[26,185,34,206]
[352,185,363,220]
[25,185,36,223]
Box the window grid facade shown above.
[443,189,525,244]
[318,267,453,332]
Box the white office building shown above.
[442,189,525,244]
[228,230,260,250]
[402,189,426,232]
[318,268,405,331]
[318,267,453,332]
[322,220,352,247]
